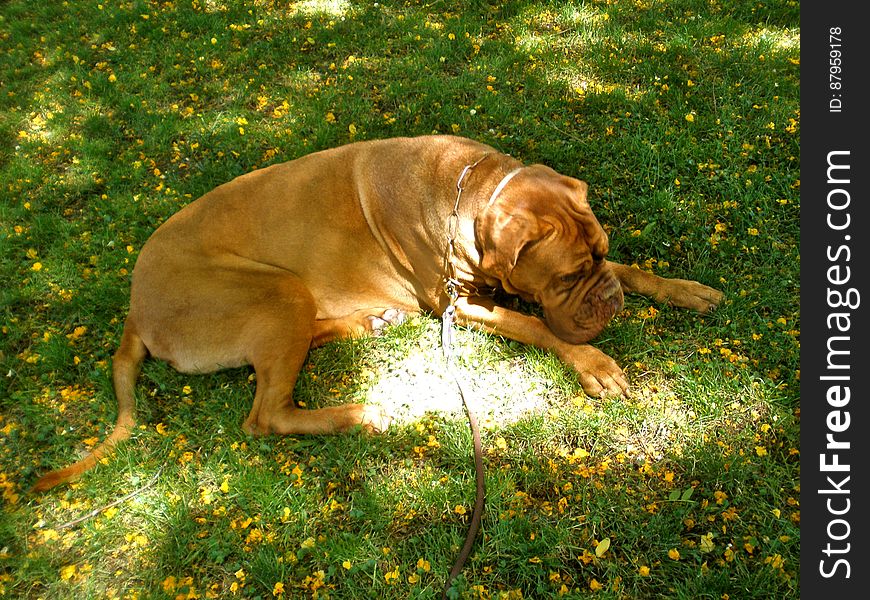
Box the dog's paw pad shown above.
[381,308,407,325]
[368,309,407,335]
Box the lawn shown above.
[0,0,800,598]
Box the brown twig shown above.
[55,468,163,531]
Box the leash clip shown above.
[441,277,460,359]
[444,277,460,304]
[441,303,456,359]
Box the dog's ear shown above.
[475,204,547,291]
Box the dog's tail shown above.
[31,326,147,492]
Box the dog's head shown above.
[475,165,623,344]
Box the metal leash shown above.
[440,157,489,598]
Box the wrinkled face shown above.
[475,166,624,344]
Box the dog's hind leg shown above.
[240,277,390,436]
[32,265,386,491]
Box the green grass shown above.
[1,0,799,598]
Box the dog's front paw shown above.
[558,344,629,398]
[664,279,724,313]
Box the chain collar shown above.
[442,153,492,304]
[442,155,522,305]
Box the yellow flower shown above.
[417,558,431,572]
[668,548,681,560]
[59,564,77,581]
[384,566,400,584]
[700,532,715,553]
[685,113,695,123]
[589,578,604,591]
[272,581,285,596]
[31,262,43,271]
[454,505,467,515]
[765,553,785,570]
[639,565,650,576]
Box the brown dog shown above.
[32,135,722,491]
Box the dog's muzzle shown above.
[545,273,624,345]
